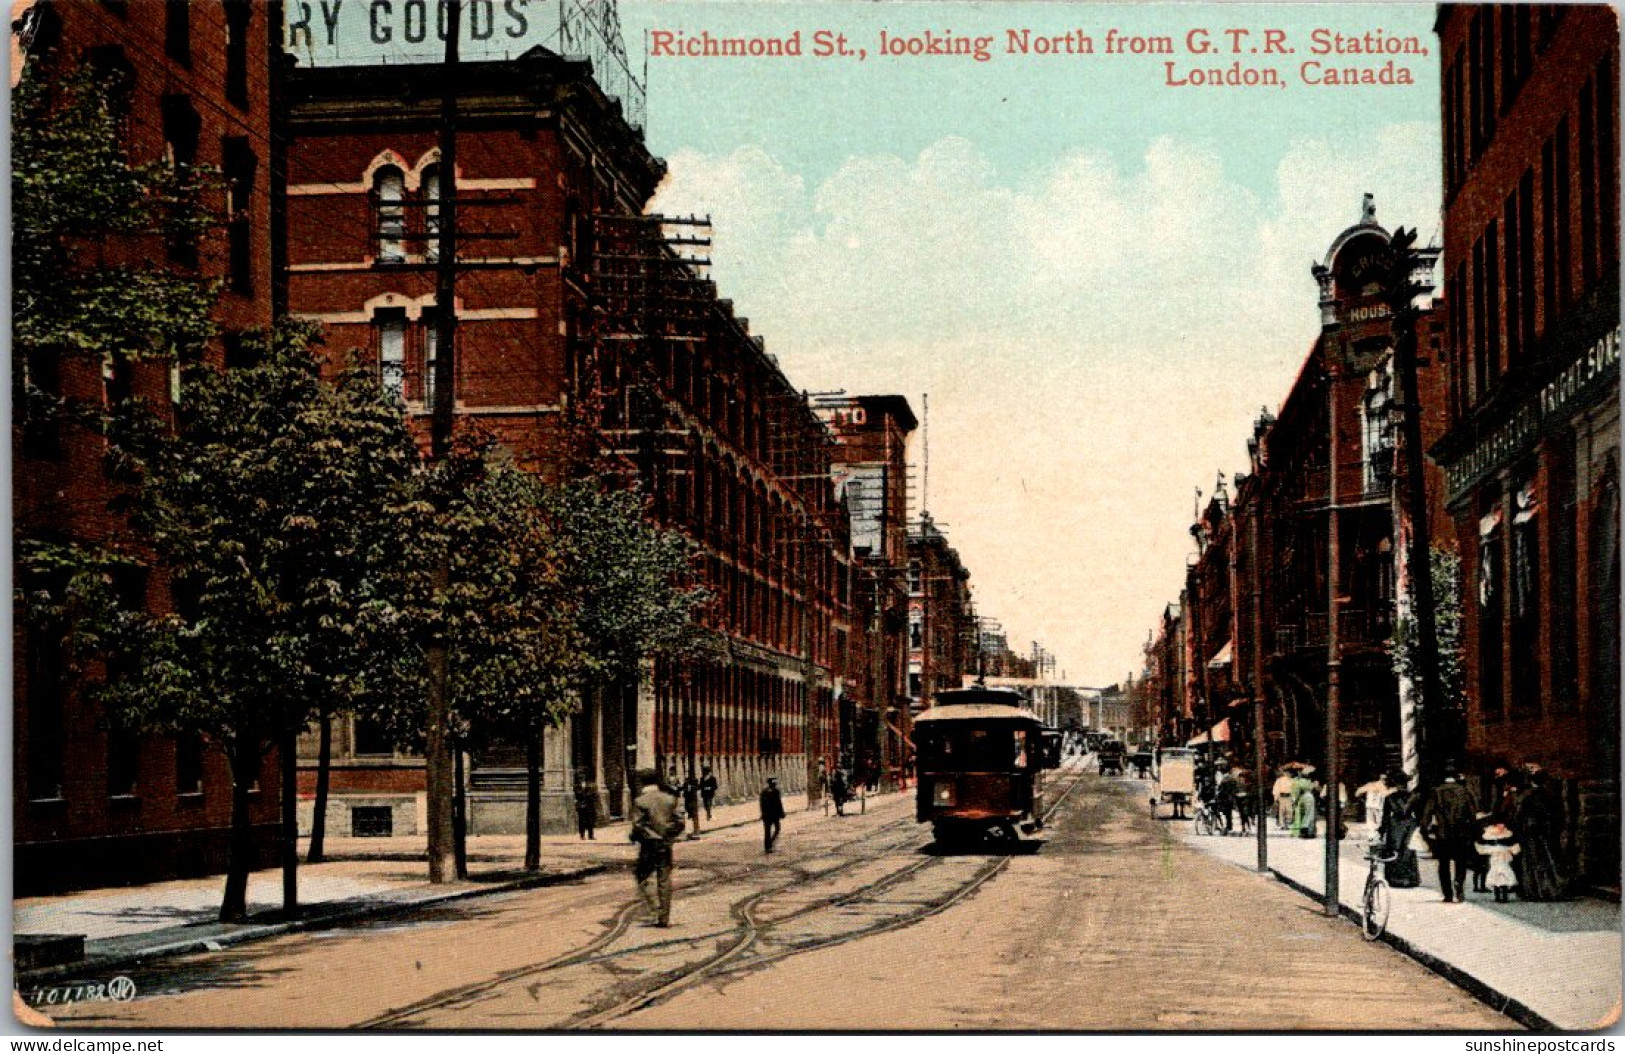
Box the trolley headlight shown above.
[932,780,956,806]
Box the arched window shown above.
[421,164,441,263]
[374,167,406,263]
[375,309,406,399]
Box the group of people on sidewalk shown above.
[1255,757,1572,905]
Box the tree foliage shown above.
[1393,545,1466,711]
[12,65,218,432]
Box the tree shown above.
[1393,546,1467,756]
[48,326,422,922]
[12,64,217,456]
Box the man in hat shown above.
[630,768,686,926]
[759,776,786,854]
[1419,760,1480,902]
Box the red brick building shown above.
[1143,200,1449,795]
[906,512,975,714]
[824,396,916,785]
[1432,4,1619,887]
[284,48,857,832]
[12,0,283,892]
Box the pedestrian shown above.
[812,758,828,812]
[1273,769,1295,831]
[574,776,597,841]
[760,776,786,853]
[630,768,686,927]
[1377,770,1421,888]
[1419,760,1481,903]
[1289,766,1317,839]
[700,765,718,820]
[1512,770,1569,900]
[1475,823,1521,903]
[1214,766,1238,835]
[830,767,850,816]
[681,772,702,839]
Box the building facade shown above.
[1432,4,1619,888]
[285,47,856,833]
[906,513,975,713]
[13,0,283,892]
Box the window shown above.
[223,138,256,296]
[102,351,133,407]
[376,311,406,399]
[161,96,201,267]
[26,627,66,801]
[22,348,62,459]
[1581,78,1598,290]
[1556,116,1572,308]
[422,165,442,263]
[1549,438,1579,709]
[1477,501,1504,720]
[224,0,251,109]
[353,716,393,756]
[352,806,394,837]
[107,729,139,797]
[374,167,406,263]
[1510,473,1541,714]
[165,0,190,67]
[175,733,204,795]
[422,317,439,405]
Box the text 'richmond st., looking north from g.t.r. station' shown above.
[648,25,1426,88]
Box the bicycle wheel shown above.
[1193,810,1213,837]
[1361,878,1390,940]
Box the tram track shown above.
[569,762,1092,1029]
[355,806,929,1029]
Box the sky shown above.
[308,0,1445,686]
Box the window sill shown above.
[28,796,67,807]
[176,791,205,802]
[108,793,141,804]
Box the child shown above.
[1475,823,1521,903]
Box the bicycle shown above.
[1192,799,1220,837]
[1361,846,1398,941]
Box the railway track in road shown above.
[569,762,1092,1029]
[359,763,1091,1029]
[355,806,929,1029]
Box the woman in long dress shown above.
[1512,775,1569,900]
[1377,772,1422,888]
[1290,773,1317,839]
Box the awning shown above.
[1185,719,1230,747]
[1207,639,1233,669]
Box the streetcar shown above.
[914,687,1064,843]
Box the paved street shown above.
[37,763,1512,1031]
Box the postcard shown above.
[9,0,1621,1036]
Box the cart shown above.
[1151,747,1196,818]
[1097,741,1126,776]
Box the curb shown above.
[1266,866,1559,1031]
[16,862,611,989]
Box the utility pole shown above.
[1386,227,1448,787]
[1248,500,1268,873]
[1325,356,1344,917]
[424,0,463,885]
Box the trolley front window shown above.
[918,726,1030,771]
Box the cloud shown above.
[651,127,1441,684]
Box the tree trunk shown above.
[307,712,332,864]
[280,729,298,915]
[453,741,468,880]
[524,731,541,872]
[219,747,258,923]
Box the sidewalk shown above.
[1149,783,1622,1030]
[14,786,895,987]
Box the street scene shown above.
[10,0,1622,1036]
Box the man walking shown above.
[574,776,597,840]
[700,765,718,820]
[681,771,702,839]
[630,769,685,927]
[1420,760,1481,903]
[760,776,786,854]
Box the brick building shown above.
[284,46,856,833]
[906,512,975,713]
[1143,199,1449,794]
[1432,4,1619,887]
[824,396,916,785]
[12,0,283,892]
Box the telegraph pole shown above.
[1386,228,1448,787]
[424,0,463,885]
[1324,358,1344,917]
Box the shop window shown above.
[1477,501,1505,720]
[1510,474,1542,714]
